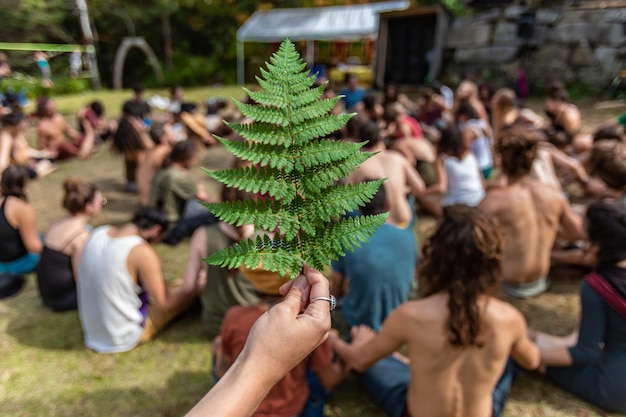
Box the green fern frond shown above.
[207,199,301,240]
[287,84,327,107]
[300,213,389,270]
[226,122,292,146]
[291,114,355,144]
[301,179,385,222]
[206,166,297,204]
[212,137,295,172]
[204,235,303,278]
[242,88,287,108]
[204,38,387,277]
[298,140,365,168]
[299,151,374,192]
[234,100,289,126]
[289,98,341,124]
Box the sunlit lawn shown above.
[0,86,624,416]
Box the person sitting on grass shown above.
[0,110,56,177]
[77,207,204,353]
[136,122,176,206]
[331,181,417,333]
[421,125,485,217]
[36,178,105,312]
[77,100,116,144]
[185,267,333,417]
[212,258,349,417]
[148,139,217,245]
[533,199,626,414]
[346,122,425,228]
[332,205,541,417]
[182,181,259,339]
[111,113,154,193]
[478,125,585,299]
[456,101,494,180]
[36,97,95,160]
[551,140,626,269]
[0,165,42,298]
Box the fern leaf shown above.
[301,179,385,222]
[300,151,374,192]
[203,38,387,277]
[227,122,292,147]
[289,97,341,124]
[292,114,355,144]
[204,235,303,278]
[235,100,289,126]
[213,137,295,172]
[206,166,297,204]
[300,213,389,269]
[242,87,286,108]
[297,139,364,168]
[207,200,300,239]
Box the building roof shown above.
[237,1,410,42]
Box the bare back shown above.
[37,114,69,152]
[402,294,524,417]
[348,149,423,226]
[479,178,564,284]
[137,145,171,206]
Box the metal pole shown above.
[237,40,245,85]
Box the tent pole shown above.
[306,40,314,66]
[237,40,244,85]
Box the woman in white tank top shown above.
[421,125,485,217]
[456,101,494,179]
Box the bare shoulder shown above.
[528,179,566,205]
[129,242,160,265]
[479,188,506,213]
[486,298,525,326]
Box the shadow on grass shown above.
[2,370,211,417]
[3,279,84,351]
[5,280,208,351]
[509,371,614,417]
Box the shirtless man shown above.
[479,125,585,298]
[36,97,94,160]
[346,121,425,227]
[332,205,540,417]
[136,122,176,206]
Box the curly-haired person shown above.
[332,205,540,417]
[479,124,585,298]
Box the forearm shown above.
[540,346,573,367]
[186,357,276,417]
[551,249,595,267]
[331,338,370,372]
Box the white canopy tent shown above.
[236,0,410,84]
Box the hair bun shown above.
[63,177,84,193]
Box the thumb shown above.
[282,275,310,314]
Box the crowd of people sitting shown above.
[1,72,626,417]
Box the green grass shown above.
[1,87,625,417]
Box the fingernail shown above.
[294,275,307,292]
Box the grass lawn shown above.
[1,86,625,417]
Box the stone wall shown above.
[443,4,626,91]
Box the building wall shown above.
[443,4,626,90]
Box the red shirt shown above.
[220,305,333,417]
[396,114,423,140]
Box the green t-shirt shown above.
[149,167,197,222]
[617,112,626,127]
[200,224,259,338]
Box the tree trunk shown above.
[76,0,101,89]
[162,12,173,71]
